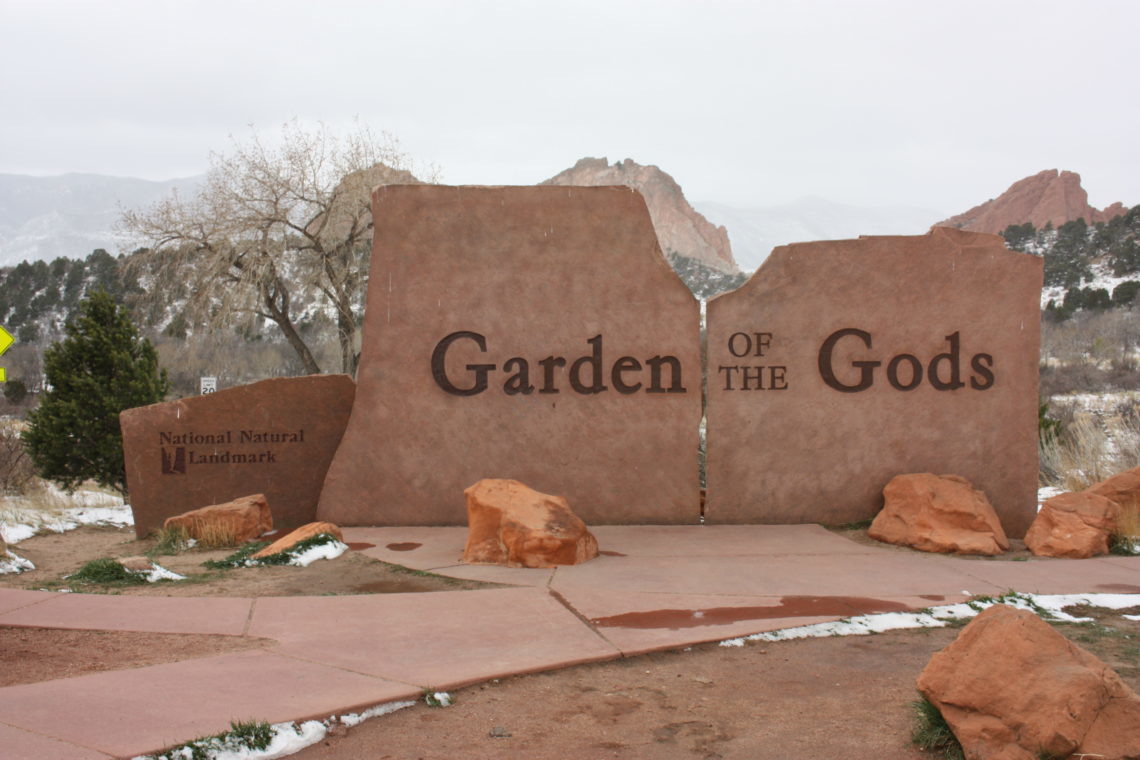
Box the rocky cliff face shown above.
[541,157,739,273]
[937,169,1126,234]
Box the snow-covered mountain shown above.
[0,173,204,267]
[695,197,944,272]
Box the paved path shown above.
[2,525,1138,759]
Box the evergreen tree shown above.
[23,290,168,495]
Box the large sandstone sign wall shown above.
[121,375,355,537]
[704,227,1043,536]
[316,185,702,526]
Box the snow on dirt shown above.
[0,485,132,546]
[719,592,1140,647]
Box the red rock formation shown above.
[918,605,1140,760]
[541,157,739,273]
[463,479,598,568]
[251,521,343,559]
[868,473,1009,555]
[164,494,273,546]
[936,169,1126,234]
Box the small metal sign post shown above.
[200,376,218,395]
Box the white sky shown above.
[1,0,1136,212]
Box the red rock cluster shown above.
[541,157,739,274]
[1026,466,1140,558]
[868,473,1009,555]
[462,479,599,568]
[936,169,1126,235]
[918,605,1140,760]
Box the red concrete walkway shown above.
[2,525,1138,759]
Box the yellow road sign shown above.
[0,325,13,383]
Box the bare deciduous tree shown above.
[121,121,430,375]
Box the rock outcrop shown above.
[918,605,1140,760]
[936,169,1126,234]
[868,474,1010,555]
[164,494,273,546]
[541,157,739,273]
[251,521,344,559]
[463,479,599,568]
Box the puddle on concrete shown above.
[599,550,627,557]
[1095,583,1140,593]
[346,542,376,551]
[385,542,423,552]
[590,596,911,630]
[919,595,946,602]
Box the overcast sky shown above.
[2,0,1136,213]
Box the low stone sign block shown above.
[705,227,1042,536]
[121,375,355,537]
[317,185,702,525]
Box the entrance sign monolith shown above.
[704,227,1042,536]
[121,375,355,537]
[316,185,702,525]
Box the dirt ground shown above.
[0,524,493,596]
[1,526,1138,759]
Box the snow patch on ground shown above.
[0,549,35,574]
[337,700,416,727]
[0,485,132,545]
[142,563,185,582]
[718,592,1140,647]
[288,540,348,567]
[136,701,419,760]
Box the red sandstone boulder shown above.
[1088,465,1140,511]
[251,521,344,559]
[1025,491,1121,558]
[116,556,155,572]
[868,474,1009,555]
[918,605,1140,760]
[463,479,599,568]
[163,494,273,546]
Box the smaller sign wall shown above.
[704,227,1043,537]
[121,375,355,537]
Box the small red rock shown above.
[251,521,343,559]
[868,473,1009,555]
[463,479,598,568]
[163,494,273,545]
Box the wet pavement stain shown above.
[590,596,912,630]
[1095,583,1140,593]
[599,550,627,557]
[919,594,946,601]
[385,542,423,552]
[346,542,376,551]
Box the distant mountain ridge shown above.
[936,169,1127,235]
[0,173,203,267]
[541,157,739,274]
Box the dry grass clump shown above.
[0,420,36,495]
[1039,404,1140,491]
[173,518,242,549]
